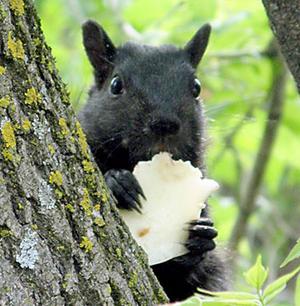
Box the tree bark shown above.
[0,1,167,305]
[262,0,300,92]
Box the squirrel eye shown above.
[192,78,201,99]
[110,75,124,95]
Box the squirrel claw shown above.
[185,217,218,254]
[104,169,144,213]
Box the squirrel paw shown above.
[185,218,218,255]
[104,169,145,213]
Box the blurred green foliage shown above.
[179,246,300,305]
[36,0,300,304]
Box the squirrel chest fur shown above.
[78,20,228,302]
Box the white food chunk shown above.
[119,152,219,265]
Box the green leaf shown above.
[201,300,259,306]
[197,288,257,300]
[244,255,269,290]
[280,239,300,268]
[179,296,202,306]
[295,274,300,306]
[263,266,300,303]
[195,290,259,306]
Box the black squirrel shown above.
[78,20,228,302]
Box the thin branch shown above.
[208,51,262,60]
[211,107,254,170]
[208,43,278,60]
[66,0,85,23]
[229,42,288,251]
[104,0,142,41]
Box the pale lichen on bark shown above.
[16,229,39,269]
[0,0,167,305]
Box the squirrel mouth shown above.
[152,141,176,156]
[155,143,167,152]
[129,140,181,167]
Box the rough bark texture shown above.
[0,0,167,305]
[262,0,300,92]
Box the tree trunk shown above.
[0,0,167,305]
[262,0,300,92]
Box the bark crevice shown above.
[0,0,167,305]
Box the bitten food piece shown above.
[120,152,219,265]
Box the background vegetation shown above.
[35,0,300,304]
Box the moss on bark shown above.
[0,0,167,305]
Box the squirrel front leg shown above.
[104,169,145,213]
[152,245,228,302]
[151,208,228,302]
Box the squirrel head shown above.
[82,20,210,86]
[81,20,211,169]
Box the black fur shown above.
[79,20,227,301]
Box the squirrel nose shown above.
[149,118,180,136]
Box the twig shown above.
[66,0,85,23]
[211,107,254,170]
[104,0,142,41]
[208,42,278,60]
[208,51,262,60]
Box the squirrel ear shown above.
[184,24,211,67]
[82,20,116,84]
